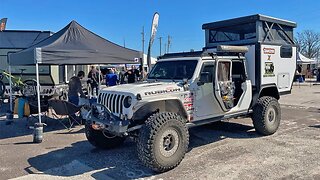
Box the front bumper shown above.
[87,104,130,136]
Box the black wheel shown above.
[85,122,126,149]
[137,112,189,172]
[252,96,281,135]
[22,79,38,96]
[0,80,5,96]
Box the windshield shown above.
[148,60,198,80]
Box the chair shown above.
[48,99,82,130]
[27,99,49,125]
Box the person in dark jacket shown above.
[124,69,135,83]
[88,66,101,96]
[68,71,86,105]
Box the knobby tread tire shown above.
[252,96,281,135]
[137,112,189,172]
[85,123,126,149]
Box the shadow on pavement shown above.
[27,140,155,179]
[55,128,85,135]
[0,115,84,140]
[309,124,320,128]
[188,121,259,150]
[27,121,260,179]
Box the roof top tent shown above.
[202,14,297,94]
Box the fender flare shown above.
[132,98,188,123]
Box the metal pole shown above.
[8,65,13,113]
[141,26,145,78]
[159,37,162,56]
[36,63,42,124]
[167,35,171,53]
[98,64,101,97]
[164,43,167,54]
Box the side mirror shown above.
[198,72,210,86]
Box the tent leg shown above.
[33,63,44,143]
[5,65,14,123]
[36,63,42,124]
[98,64,101,97]
[9,65,13,113]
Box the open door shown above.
[195,62,225,117]
[214,60,234,112]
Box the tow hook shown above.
[91,122,105,130]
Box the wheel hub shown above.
[267,107,276,122]
[159,129,179,158]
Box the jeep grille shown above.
[98,93,125,115]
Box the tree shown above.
[295,30,320,58]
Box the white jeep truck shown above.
[85,14,297,172]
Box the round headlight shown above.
[124,96,132,108]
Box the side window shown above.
[280,45,293,58]
[201,64,214,82]
[218,62,231,81]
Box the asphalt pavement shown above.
[0,85,319,180]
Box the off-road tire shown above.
[85,122,126,149]
[252,96,281,135]
[137,112,189,172]
[0,81,5,96]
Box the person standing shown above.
[68,71,86,105]
[125,68,136,83]
[132,65,140,81]
[105,69,118,86]
[118,67,126,84]
[88,66,101,96]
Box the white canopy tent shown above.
[297,52,315,64]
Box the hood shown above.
[100,82,184,97]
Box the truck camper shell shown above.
[202,14,297,95]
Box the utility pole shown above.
[167,35,171,53]
[141,26,145,55]
[164,43,167,54]
[123,37,126,48]
[158,37,162,56]
[141,26,145,78]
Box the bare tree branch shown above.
[295,30,320,58]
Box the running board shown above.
[187,110,252,128]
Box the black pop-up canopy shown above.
[9,21,141,65]
[7,20,141,129]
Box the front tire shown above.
[137,112,189,172]
[252,96,281,135]
[85,123,126,149]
